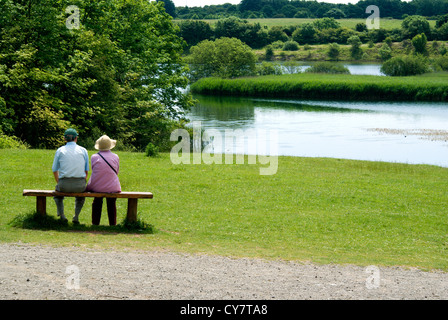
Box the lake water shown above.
[287,62,385,76]
[187,94,448,168]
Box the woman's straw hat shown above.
[95,135,117,151]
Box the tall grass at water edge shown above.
[190,73,448,102]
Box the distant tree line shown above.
[178,14,448,50]
[162,0,448,20]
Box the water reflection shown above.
[187,94,448,167]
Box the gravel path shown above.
[1,243,447,300]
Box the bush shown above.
[380,55,429,76]
[0,134,29,149]
[145,142,159,157]
[305,62,350,74]
[378,43,393,61]
[256,61,283,76]
[265,45,274,61]
[412,33,428,55]
[282,41,299,51]
[327,43,340,61]
[434,56,448,71]
[348,35,363,60]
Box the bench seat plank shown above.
[23,189,153,222]
[23,189,153,199]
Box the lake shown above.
[187,93,448,167]
[285,62,385,76]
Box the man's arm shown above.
[53,171,59,183]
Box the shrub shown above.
[412,33,428,55]
[265,45,274,61]
[348,35,363,60]
[434,56,448,71]
[305,62,350,74]
[327,43,340,61]
[380,55,429,76]
[145,142,159,157]
[256,61,283,75]
[282,41,299,51]
[378,43,393,61]
[0,134,29,149]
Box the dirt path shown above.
[0,243,447,300]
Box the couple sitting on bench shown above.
[52,128,121,225]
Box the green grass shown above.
[1,149,448,271]
[190,72,448,102]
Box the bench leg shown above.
[36,196,46,217]
[127,198,138,223]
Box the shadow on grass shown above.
[9,211,155,234]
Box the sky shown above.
[172,0,358,8]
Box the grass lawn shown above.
[1,149,448,270]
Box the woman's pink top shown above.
[86,151,121,193]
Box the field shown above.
[190,72,448,102]
[1,149,448,271]
[182,18,437,30]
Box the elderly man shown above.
[52,128,89,223]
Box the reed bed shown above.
[190,73,448,102]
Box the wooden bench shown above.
[23,189,153,223]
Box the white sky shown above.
[172,0,358,8]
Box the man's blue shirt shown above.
[52,142,89,178]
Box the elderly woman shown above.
[86,135,121,226]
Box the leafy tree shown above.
[156,0,176,18]
[214,16,268,48]
[178,20,213,48]
[268,26,289,43]
[313,18,341,30]
[327,43,341,60]
[188,37,257,79]
[378,43,393,61]
[412,33,428,55]
[280,4,297,18]
[348,35,363,60]
[323,8,346,19]
[0,0,194,150]
[292,23,318,44]
[239,0,263,12]
[401,15,431,39]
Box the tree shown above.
[327,43,341,60]
[348,35,363,60]
[0,0,194,150]
[179,20,213,48]
[239,0,263,12]
[412,33,428,55]
[378,43,393,61]
[313,18,341,30]
[323,8,346,19]
[156,0,176,18]
[292,23,318,44]
[402,15,431,39]
[189,37,257,79]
